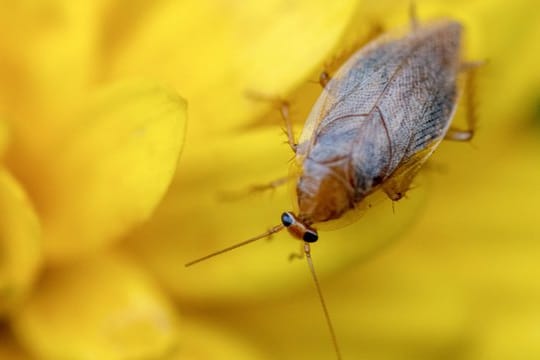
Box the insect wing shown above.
[297,28,410,158]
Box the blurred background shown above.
[0,0,539,359]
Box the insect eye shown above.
[281,212,294,227]
[303,229,318,243]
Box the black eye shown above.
[281,212,294,227]
[303,230,318,243]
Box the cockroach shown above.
[186,6,480,360]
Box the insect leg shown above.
[319,23,383,88]
[382,146,433,201]
[460,60,486,72]
[248,176,290,194]
[382,171,418,202]
[288,242,305,262]
[245,91,297,152]
[445,64,482,142]
[279,100,297,152]
[218,176,290,201]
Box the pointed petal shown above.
[40,80,186,262]
[13,252,179,359]
[105,0,359,138]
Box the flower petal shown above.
[206,133,540,359]
[172,321,270,360]
[473,311,540,359]
[220,257,467,360]
[13,252,179,359]
[125,127,425,302]
[0,1,104,121]
[105,0,359,138]
[0,169,41,315]
[451,0,540,133]
[39,80,186,262]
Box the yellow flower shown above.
[0,0,539,359]
[0,1,267,358]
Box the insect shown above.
[187,6,481,360]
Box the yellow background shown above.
[0,0,539,359]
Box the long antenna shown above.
[185,224,284,267]
[304,242,342,360]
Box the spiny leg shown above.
[279,99,297,152]
[245,91,297,152]
[445,63,483,142]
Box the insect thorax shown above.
[296,158,357,224]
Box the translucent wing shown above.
[296,30,407,158]
[297,20,461,163]
[381,140,440,201]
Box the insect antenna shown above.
[303,242,342,360]
[184,224,285,267]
